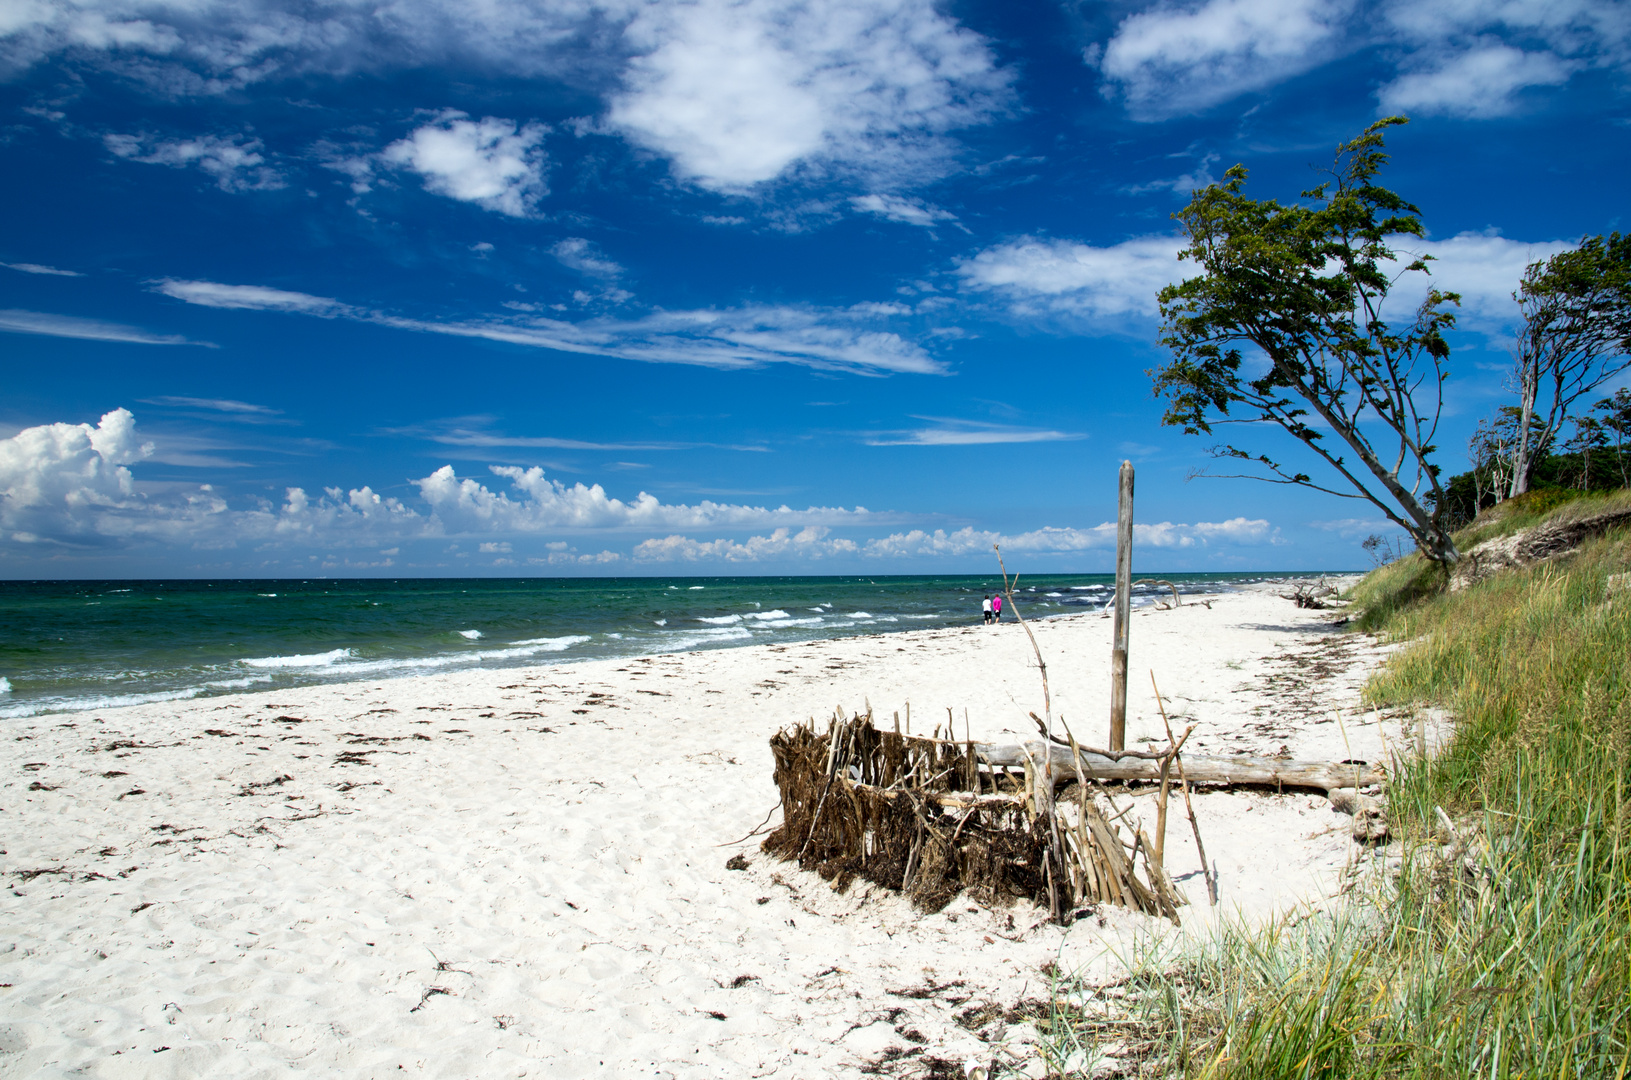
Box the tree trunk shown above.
[1510,351,1539,498]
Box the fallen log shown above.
[974,740,1381,792]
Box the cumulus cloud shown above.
[632,526,857,562]
[850,194,959,229]
[416,465,873,533]
[0,409,888,557]
[957,235,1187,324]
[0,408,153,545]
[607,0,1009,190]
[1098,0,1353,119]
[859,518,1276,558]
[0,309,204,346]
[381,112,549,217]
[1378,42,1577,117]
[1,409,1291,567]
[104,132,283,191]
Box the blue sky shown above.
[1,0,1627,578]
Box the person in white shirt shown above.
[981,595,993,624]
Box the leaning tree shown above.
[1151,117,1463,565]
[1506,233,1631,496]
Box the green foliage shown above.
[1151,117,1462,565]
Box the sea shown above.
[0,573,1322,719]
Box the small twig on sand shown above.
[1152,672,1218,905]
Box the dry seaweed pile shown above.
[762,709,1185,922]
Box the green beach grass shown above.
[1038,490,1631,1078]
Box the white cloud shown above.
[1378,42,1577,117]
[2,261,82,276]
[957,235,1187,323]
[104,132,283,191]
[0,309,204,346]
[1,409,1288,565]
[551,237,623,278]
[850,194,958,228]
[0,409,887,556]
[632,526,857,562]
[607,0,1009,190]
[866,418,1085,446]
[416,465,874,533]
[0,408,153,546]
[151,279,346,315]
[959,229,1572,337]
[1389,231,1575,331]
[141,396,282,416]
[1099,0,1353,119]
[862,517,1276,558]
[158,276,944,374]
[5,2,1006,191]
[381,112,549,217]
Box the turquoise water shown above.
[0,573,1290,718]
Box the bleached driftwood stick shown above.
[974,741,1382,792]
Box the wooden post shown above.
[1110,460,1133,751]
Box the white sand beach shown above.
[0,584,1422,1078]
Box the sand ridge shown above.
[0,585,1412,1077]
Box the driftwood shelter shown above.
[762,707,1384,925]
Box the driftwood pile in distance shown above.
[762,708,1188,924]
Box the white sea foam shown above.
[206,676,274,690]
[0,686,203,720]
[847,611,873,618]
[509,636,590,651]
[458,629,483,640]
[904,614,940,619]
[258,593,278,598]
[1046,592,1063,597]
[653,627,753,651]
[808,607,825,613]
[242,648,355,669]
[688,586,705,590]
[654,619,667,626]
[696,614,742,625]
[745,610,792,621]
[750,616,825,629]
[0,678,10,694]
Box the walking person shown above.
[991,591,1003,623]
[981,595,993,625]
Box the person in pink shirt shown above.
[991,592,1003,623]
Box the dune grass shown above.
[1038,498,1631,1079]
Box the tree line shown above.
[1150,117,1631,565]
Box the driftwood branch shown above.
[976,740,1382,793]
[1153,674,1217,905]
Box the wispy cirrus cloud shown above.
[154,276,947,375]
[0,309,209,347]
[151,279,347,315]
[850,194,960,229]
[866,417,1085,446]
[2,261,82,277]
